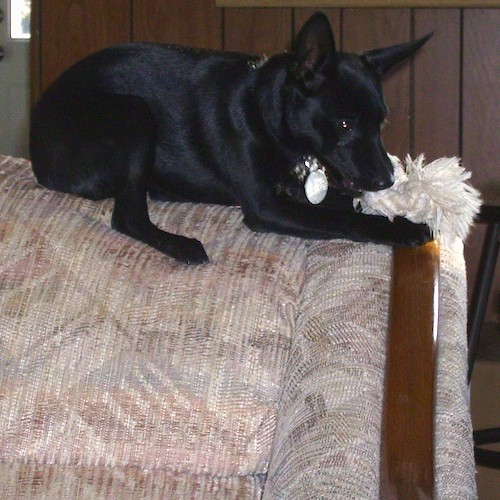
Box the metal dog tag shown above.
[305,168,328,204]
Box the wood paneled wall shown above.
[31,1,499,321]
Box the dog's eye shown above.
[339,119,352,132]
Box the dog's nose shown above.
[373,173,394,191]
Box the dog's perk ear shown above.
[362,33,432,78]
[289,12,336,92]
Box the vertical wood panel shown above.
[342,9,412,159]
[462,9,500,323]
[30,0,42,104]
[462,9,499,193]
[224,8,292,54]
[413,9,461,158]
[40,0,131,92]
[133,0,222,49]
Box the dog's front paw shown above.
[169,237,209,265]
[391,217,433,247]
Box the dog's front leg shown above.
[110,144,208,265]
[112,179,209,264]
[242,194,431,247]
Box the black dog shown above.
[30,12,432,264]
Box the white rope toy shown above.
[355,154,482,246]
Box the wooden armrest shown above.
[381,241,440,499]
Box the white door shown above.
[0,0,30,158]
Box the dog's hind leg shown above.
[107,97,209,265]
[32,92,208,264]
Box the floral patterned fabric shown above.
[0,156,475,498]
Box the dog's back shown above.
[31,43,269,205]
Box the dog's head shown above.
[283,12,431,196]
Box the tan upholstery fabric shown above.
[0,156,476,498]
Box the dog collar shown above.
[294,156,329,205]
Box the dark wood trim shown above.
[381,241,440,499]
[217,1,499,7]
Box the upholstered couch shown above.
[0,155,476,498]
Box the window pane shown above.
[11,0,31,40]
